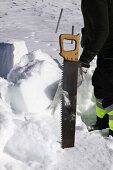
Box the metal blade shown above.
[61,60,78,149]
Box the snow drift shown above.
[0,49,112,170]
[0,50,62,170]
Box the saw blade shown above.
[61,60,78,149]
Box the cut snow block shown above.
[7,50,62,115]
[0,41,28,79]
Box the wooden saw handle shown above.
[59,34,80,61]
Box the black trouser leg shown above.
[92,55,104,99]
[102,59,113,108]
[92,55,109,129]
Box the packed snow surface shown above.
[0,0,113,170]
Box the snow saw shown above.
[59,34,80,149]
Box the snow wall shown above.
[0,41,28,79]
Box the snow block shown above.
[7,50,61,115]
[6,50,61,115]
[0,41,28,79]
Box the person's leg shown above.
[100,0,113,136]
[92,55,109,130]
[102,59,113,135]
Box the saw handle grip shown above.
[59,34,80,61]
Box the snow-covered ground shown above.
[0,0,113,170]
